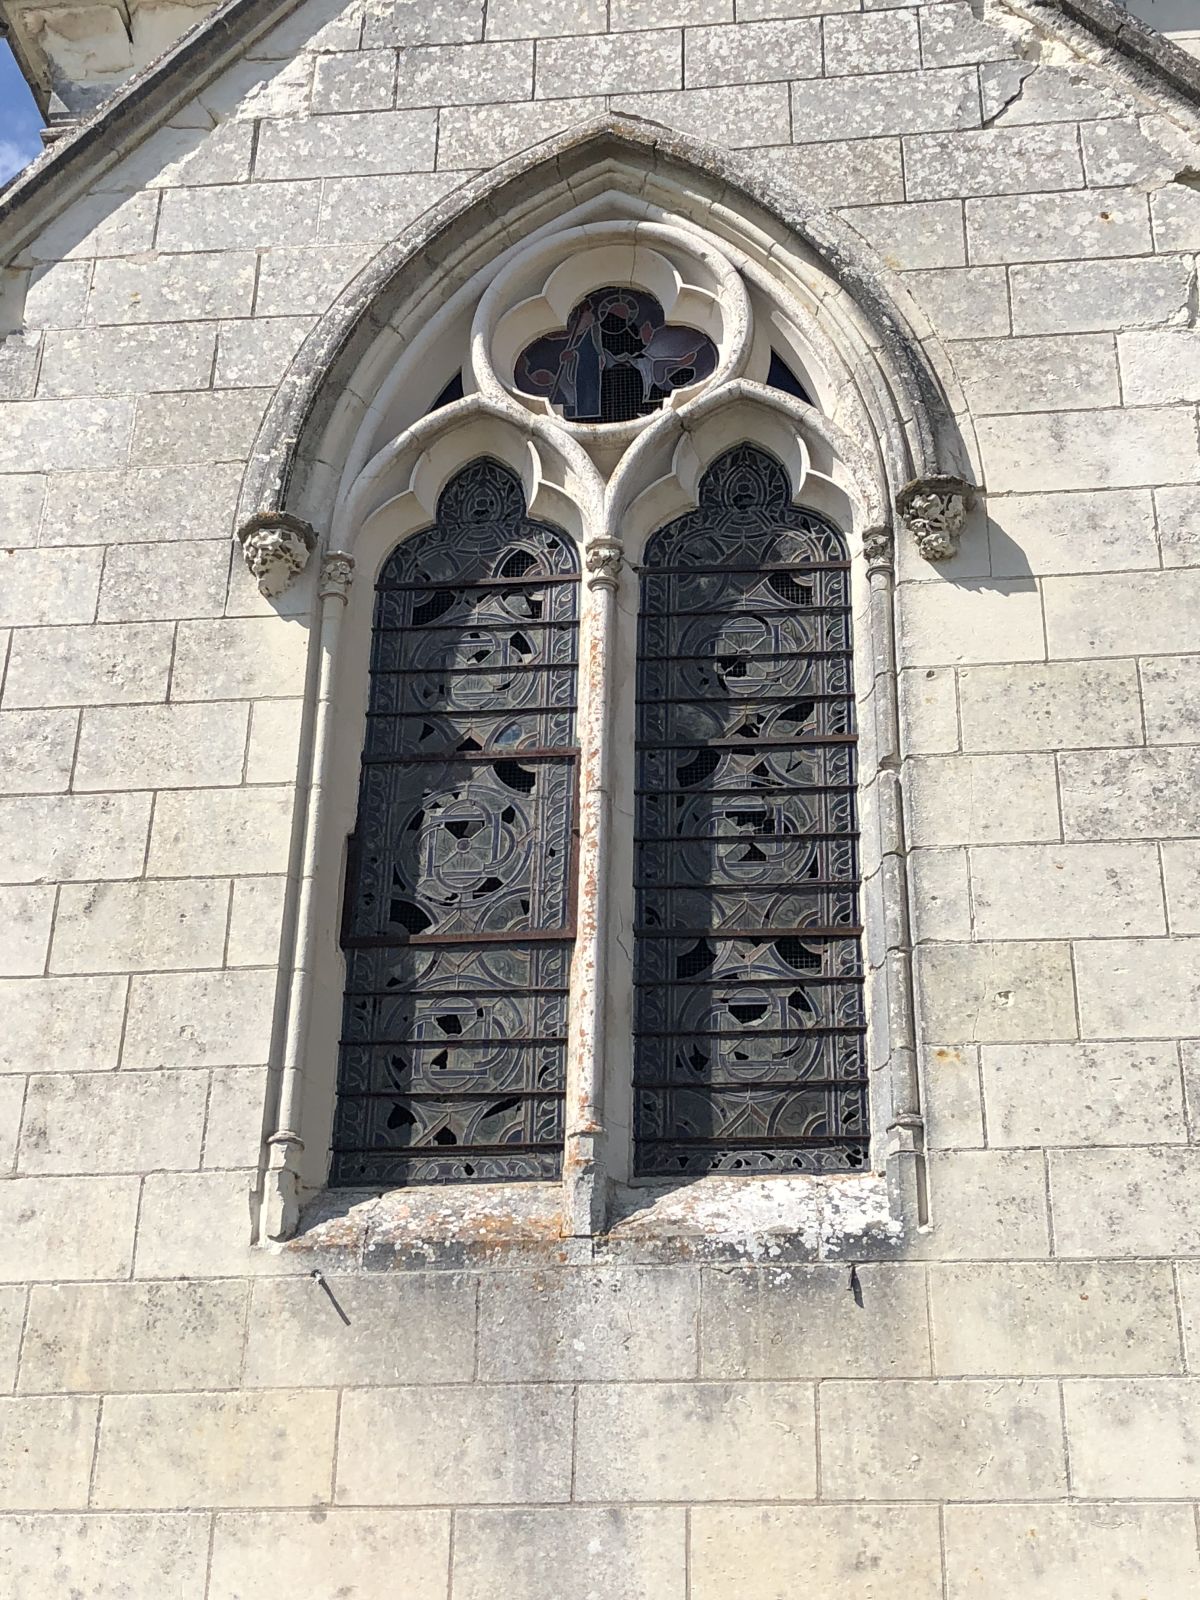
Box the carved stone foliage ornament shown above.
[237,512,317,597]
[895,476,975,562]
[585,537,623,588]
[319,550,356,603]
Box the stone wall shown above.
[2,0,1200,1593]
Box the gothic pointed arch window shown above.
[332,458,579,1186]
[633,443,867,1176]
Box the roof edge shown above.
[2,0,1199,265]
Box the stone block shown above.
[0,793,152,883]
[620,84,791,151]
[536,29,680,97]
[1066,1379,1200,1497]
[1083,116,1198,189]
[739,0,853,14]
[1050,1148,1200,1256]
[158,181,321,254]
[614,0,727,22]
[215,315,314,387]
[21,190,161,265]
[435,96,604,168]
[226,878,287,966]
[246,1274,475,1387]
[1163,842,1200,934]
[982,1041,1186,1147]
[52,879,229,974]
[210,1509,451,1600]
[983,63,1131,127]
[75,702,250,792]
[0,1078,19,1173]
[1010,257,1192,335]
[312,48,396,112]
[821,1379,1064,1499]
[134,1171,257,1278]
[131,389,268,468]
[930,1262,1182,1377]
[923,1150,1050,1258]
[0,399,133,473]
[922,1044,985,1150]
[0,475,44,548]
[990,488,1159,576]
[172,618,311,701]
[1152,181,1200,252]
[1156,484,1200,567]
[0,337,40,404]
[0,710,76,795]
[486,0,606,37]
[842,200,965,269]
[361,0,483,48]
[1060,748,1200,838]
[101,121,254,192]
[255,110,438,179]
[195,53,317,121]
[919,0,1013,67]
[977,408,1197,493]
[906,127,1082,202]
[823,7,917,74]
[478,1266,697,1381]
[40,463,243,544]
[254,245,378,315]
[791,67,977,142]
[122,969,276,1070]
[944,1504,1200,1600]
[0,976,127,1074]
[19,1070,208,1175]
[1119,329,1200,405]
[574,1383,814,1501]
[318,171,465,240]
[337,1385,571,1504]
[0,1398,98,1510]
[949,334,1118,415]
[692,1505,942,1600]
[699,1263,929,1378]
[0,886,54,976]
[1141,655,1200,744]
[958,660,1141,754]
[252,0,368,55]
[203,1067,266,1169]
[0,1291,23,1391]
[93,1391,338,1509]
[687,19,820,88]
[898,579,1044,668]
[148,786,294,878]
[898,666,959,754]
[905,267,1009,339]
[395,39,532,106]
[0,1176,138,1281]
[1180,1262,1200,1370]
[3,621,173,707]
[967,192,1152,264]
[910,849,971,942]
[1075,937,1200,1040]
[98,540,230,623]
[455,1507,685,1600]
[87,253,257,323]
[37,324,216,399]
[20,1282,247,1393]
[970,843,1165,940]
[0,1513,209,1600]
[758,139,904,204]
[906,754,1060,846]
[24,261,91,329]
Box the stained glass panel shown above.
[332,459,578,1186]
[633,443,868,1177]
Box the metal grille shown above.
[633,443,867,1178]
[332,459,579,1186]
[515,286,718,424]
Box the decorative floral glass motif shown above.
[515,285,718,424]
[633,443,867,1176]
[332,459,579,1186]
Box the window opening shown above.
[633,443,866,1177]
[766,349,815,407]
[332,459,580,1185]
[515,286,718,424]
[427,371,465,413]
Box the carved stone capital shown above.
[237,512,317,598]
[585,536,624,590]
[319,549,356,604]
[861,525,893,568]
[895,476,975,562]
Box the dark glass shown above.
[633,443,867,1177]
[332,459,579,1186]
[515,286,718,424]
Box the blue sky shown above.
[0,41,44,185]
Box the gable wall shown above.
[2,1,1200,1593]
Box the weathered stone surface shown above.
[944,1504,1200,1600]
[215,315,315,386]
[0,1398,99,1509]
[1060,748,1200,838]
[906,754,1060,846]
[967,192,1152,264]
[226,878,288,966]
[823,7,917,75]
[0,475,44,548]
[992,488,1160,578]
[821,1379,1064,1499]
[918,0,1012,68]
[98,540,230,622]
[148,786,294,877]
[209,1509,451,1600]
[37,324,217,398]
[3,622,173,707]
[1140,655,1200,744]
[790,66,977,142]
[1050,1148,1200,1257]
[312,48,396,113]
[842,200,965,269]
[949,334,1118,415]
[970,843,1164,940]
[0,1291,24,1390]
[0,1514,210,1599]
[906,266,1009,339]
[395,39,532,106]
[0,1177,139,1281]
[121,969,275,1070]
[134,1171,257,1278]
[1066,1379,1200,1497]
[575,1383,815,1501]
[158,183,321,255]
[898,580,1044,668]
[361,0,484,50]
[436,98,604,168]
[20,1282,247,1393]
[615,85,791,151]
[455,1507,685,1600]
[0,885,54,976]
[52,879,229,974]
[74,702,249,792]
[246,1274,476,1386]
[337,1386,571,1504]
[0,793,152,883]
[171,618,311,701]
[19,1070,208,1175]
[1155,484,1200,567]
[922,1044,985,1150]
[1009,257,1192,335]
[910,848,971,941]
[958,660,1141,753]
[0,710,76,795]
[981,1042,1186,1147]
[898,666,959,754]
[907,127,1083,202]
[930,1262,1182,1376]
[1074,937,1200,1040]
[923,1151,1051,1258]
[0,975,127,1074]
[485,0,604,38]
[203,1067,267,1169]
[1163,842,1200,934]
[131,389,268,467]
[0,399,134,473]
[87,253,257,323]
[687,19,820,89]
[978,409,1197,493]
[758,139,904,204]
[692,1505,942,1600]
[255,110,439,179]
[93,1391,338,1508]
[39,463,243,544]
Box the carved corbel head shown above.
[237,512,318,597]
[895,476,976,562]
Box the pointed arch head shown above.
[235,114,976,552]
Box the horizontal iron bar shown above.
[636,1024,867,1039]
[635,1135,866,1149]
[645,604,850,619]
[635,878,860,891]
[373,619,578,636]
[638,561,850,575]
[344,987,571,1000]
[634,1076,869,1092]
[369,661,577,679]
[361,746,579,765]
[331,1142,563,1156]
[376,574,579,593]
[634,973,864,989]
[654,648,852,664]
[637,735,857,750]
[343,928,575,948]
[340,1036,566,1049]
[336,1089,564,1102]
[635,925,864,939]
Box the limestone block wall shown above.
[2,0,1200,1594]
